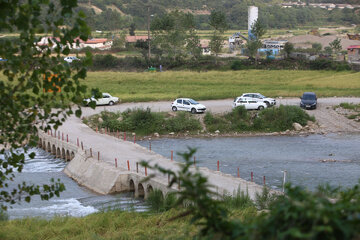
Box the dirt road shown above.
[81,97,360,133]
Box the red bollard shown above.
[217,160,220,171]
[51,130,53,137]
[263,176,266,185]
[62,133,64,141]
[127,160,130,171]
[133,134,136,144]
[251,172,254,182]
[145,166,147,176]
[98,151,100,161]
[58,131,60,139]
[194,156,196,166]
[105,128,107,134]
[66,134,68,143]
[171,151,173,161]
[77,138,79,147]
[81,142,83,150]
[96,126,98,133]
[124,132,126,141]
[237,168,240,178]
[115,158,118,168]
[136,162,139,173]
[90,148,92,157]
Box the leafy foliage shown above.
[0,0,91,210]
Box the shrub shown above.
[0,209,9,221]
[254,105,313,132]
[166,112,201,133]
[204,112,230,132]
[231,60,244,70]
[146,190,177,212]
[222,189,254,210]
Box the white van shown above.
[232,97,267,110]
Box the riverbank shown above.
[83,105,317,140]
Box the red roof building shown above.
[347,45,360,62]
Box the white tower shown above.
[248,6,258,39]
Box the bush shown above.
[231,60,244,70]
[222,189,254,210]
[204,112,230,132]
[146,190,177,212]
[166,112,201,133]
[253,105,313,132]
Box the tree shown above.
[208,10,228,62]
[129,23,136,36]
[324,46,333,55]
[312,43,322,54]
[329,38,342,56]
[283,42,295,59]
[246,20,266,64]
[0,0,91,210]
[151,11,199,62]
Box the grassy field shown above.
[0,210,197,240]
[83,70,360,102]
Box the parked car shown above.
[233,97,267,110]
[239,93,276,107]
[83,93,119,106]
[300,92,317,110]
[171,98,206,114]
[64,56,79,63]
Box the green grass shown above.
[339,102,360,110]
[0,210,197,240]
[82,70,360,102]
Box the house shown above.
[36,37,113,50]
[201,43,211,55]
[125,36,150,43]
[347,45,360,62]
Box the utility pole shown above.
[147,6,151,63]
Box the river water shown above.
[4,148,147,220]
[4,133,360,219]
[138,133,360,191]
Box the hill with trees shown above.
[76,0,360,31]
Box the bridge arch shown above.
[137,183,145,199]
[52,144,56,155]
[61,148,65,159]
[38,138,42,148]
[70,151,75,160]
[42,141,46,150]
[66,150,70,161]
[56,147,61,158]
[47,142,51,152]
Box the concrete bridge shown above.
[39,113,279,200]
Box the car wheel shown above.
[109,101,114,106]
[264,101,270,107]
[191,108,197,114]
[172,106,177,111]
[258,106,264,110]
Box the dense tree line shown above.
[75,0,360,31]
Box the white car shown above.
[64,56,79,63]
[233,97,267,110]
[239,93,276,107]
[171,98,206,114]
[84,93,119,106]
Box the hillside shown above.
[76,0,360,31]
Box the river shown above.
[4,148,147,220]
[138,133,360,191]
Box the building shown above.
[37,37,113,50]
[347,45,360,62]
[125,36,150,43]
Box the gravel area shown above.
[81,97,360,134]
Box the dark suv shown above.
[300,92,317,110]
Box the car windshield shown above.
[189,99,198,105]
[303,94,316,100]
